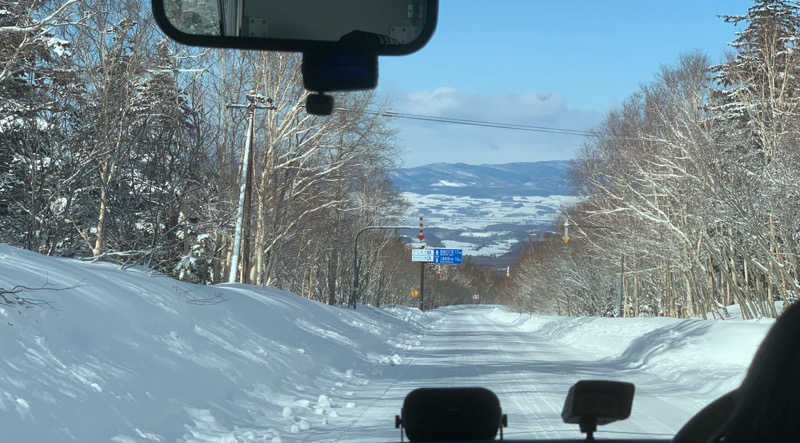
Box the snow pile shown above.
[486,307,773,395]
[0,245,431,442]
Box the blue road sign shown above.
[433,249,463,265]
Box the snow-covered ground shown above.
[400,193,579,233]
[0,244,773,441]
[400,193,579,257]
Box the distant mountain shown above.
[390,160,573,198]
[391,161,580,269]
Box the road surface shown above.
[326,305,710,441]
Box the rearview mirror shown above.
[151,0,438,55]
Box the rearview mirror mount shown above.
[303,53,377,115]
[152,0,437,113]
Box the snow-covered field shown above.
[0,244,774,441]
[400,193,579,256]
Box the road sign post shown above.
[420,261,425,311]
[409,246,464,312]
[411,248,463,264]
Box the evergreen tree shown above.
[0,0,80,253]
[126,38,208,272]
[713,0,800,162]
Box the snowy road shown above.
[330,305,716,441]
[1,245,769,442]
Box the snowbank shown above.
[486,306,773,395]
[0,245,432,442]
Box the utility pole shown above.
[617,255,625,317]
[351,225,416,308]
[227,94,275,284]
[420,261,425,311]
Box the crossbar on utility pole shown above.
[351,226,416,309]
[227,95,275,284]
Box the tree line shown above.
[512,0,800,319]
[0,0,412,306]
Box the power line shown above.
[335,108,595,137]
[398,216,558,221]
[395,217,561,224]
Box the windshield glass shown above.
[0,0,790,441]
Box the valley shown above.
[391,161,580,268]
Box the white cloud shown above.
[401,87,567,120]
[384,87,604,166]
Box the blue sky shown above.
[377,0,754,167]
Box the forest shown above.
[512,1,800,319]
[0,0,417,304]
[3,1,799,319]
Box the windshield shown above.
[0,0,791,441]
